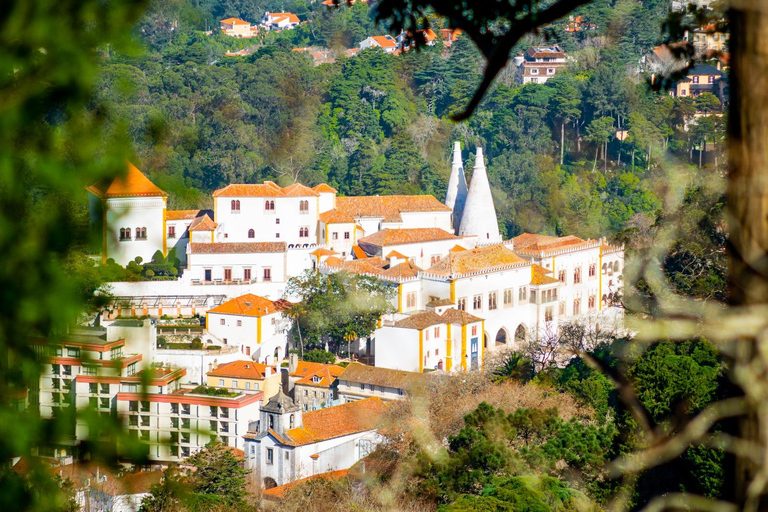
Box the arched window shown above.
[119,228,125,241]
[270,201,275,210]
[141,228,147,239]
[289,414,295,428]
[231,200,236,211]
[614,261,621,273]
[299,200,308,212]
[135,227,141,239]
[269,415,274,429]
[248,229,255,239]
[602,294,607,306]
[264,200,270,210]
[602,263,607,274]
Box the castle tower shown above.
[458,148,501,243]
[259,388,302,435]
[445,142,468,234]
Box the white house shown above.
[357,227,474,270]
[87,162,168,266]
[244,391,387,488]
[220,17,257,38]
[261,12,300,31]
[359,35,398,53]
[165,210,213,265]
[516,45,569,84]
[205,293,292,363]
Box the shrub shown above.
[191,337,203,350]
[206,345,221,351]
[169,267,179,276]
[106,258,115,265]
[144,269,155,278]
[134,256,143,264]
[302,349,336,364]
[157,336,167,348]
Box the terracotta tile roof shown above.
[207,360,274,379]
[188,215,217,231]
[54,463,162,495]
[212,182,284,197]
[86,162,167,199]
[326,257,389,276]
[440,308,483,325]
[221,17,250,25]
[282,183,319,197]
[386,250,408,259]
[284,397,387,446]
[359,228,460,249]
[336,195,451,219]
[426,298,454,307]
[293,362,345,387]
[290,361,342,379]
[338,363,425,391]
[268,12,300,23]
[208,293,289,317]
[313,183,337,193]
[319,209,355,224]
[450,245,467,252]
[310,247,338,257]
[425,244,527,277]
[370,35,397,48]
[531,264,559,285]
[189,242,286,254]
[393,310,444,330]
[324,256,343,266]
[166,209,212,221]
[351,246,368,259]
[381,260,421,279]
[261,469,349,501]
[512,233,592,255]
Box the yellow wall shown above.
[419,329,424,373]
[446,324,452,371]
[461,324,467,371]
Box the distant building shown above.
[516,45,569,84]
[687,24,729,53]
[54,463,162,512]
[206,360,282,399]
[671,64,725,99]
[336,362,426,402]
[261,12,300,31]
[287,355,345,411]
[359,35,398,53]
[219,17,258,38]
[244,391,387,488]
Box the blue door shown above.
[470,337,479,370]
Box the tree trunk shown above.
[632,149,635,173]
[728,4,768,509]
[592,145,598,172]
[577,121,581,152]
[560,122,565,166]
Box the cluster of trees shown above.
[93,0,725,244]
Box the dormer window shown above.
[312,376,321,384]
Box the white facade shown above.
[458,148,501,243]
[359,36,398,53]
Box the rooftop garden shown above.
[189,385,239,398]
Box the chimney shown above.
[289,353,299,373]
[265,366,272,377]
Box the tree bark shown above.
[560,121,565,166]
[728,3,768,509]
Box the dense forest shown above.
[94,0,725,245]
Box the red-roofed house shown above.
[206,359,282,399]
[359,35,398,53]
[244,392,387,487]
[261,12,301,30]
[287,354,345,411]
[220,17,258,38]
[206,293,292,364]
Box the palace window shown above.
[473,295,482,310]
[425,330,430,341]
[559,270,566,283]
[344,232,350,239]
[299,200,309,213]
[504,289,513,306]
[602,263,607,274]
[573,267,582,284]
[266,448,273,464]
[136,227,147,240]
[264,200,275,211]
[457,297,466,311]
[244,268,251,281]
[248,229,255,239]
[168,226,176,239]
[588,264,596,277]
[299,227,309,238]
[406,292,416,309]
[224,268,232,281]
[263,268,272,282]
[471,325,478,336]
[559,302,566,315]
[613,261,621,273]
[588,296,596,310]
[220,318,225,326]
[545,306,554,322]
[434,326,440,338]
[519,287,527,302]
[488,292,497,310]
[332,232,338,240]
[573,299,581,315]
[231,200,240,212]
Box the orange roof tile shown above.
[338,363,425,390]
[324,256,343,267]
[381,259,421,279]
[284,397,387,446]
[86,162,167,199]
[189,242,285,254]
[282,183,319,197]
[207,360,274,379]
[261,470,349,501]
[449,245,467,252]
[531,264,560,285]
[212,182,284,197]
[188,215,217,231]
[166,209,212,221]
[512,233,593,256]
[359,228,459,249]
[351,245,368,259]
[292,362,344,387]
[221,17,250,25]
[268,12,300,23]
[393,308,483,330]
[208,293,289,317]
[425,244,527,277]
[386,250,408,259]
[336,195,451,219]
[370,35,397,48]
[320,209,355,224]
[313,183,338,193]
[310,247,338,257]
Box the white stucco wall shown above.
[104,197,166,266]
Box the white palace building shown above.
[89,143,624,373]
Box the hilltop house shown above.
[261,12,300,31]
[516,45,569,84]
[206,360,282,399]
[220,18,258,38]
[359,35,398,54]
